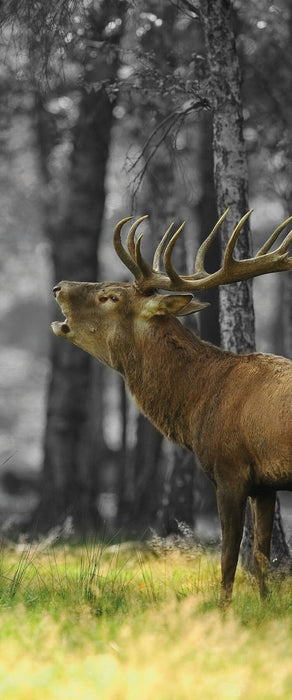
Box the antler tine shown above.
[173,209,292,291]
[277,228,292,256]
[153,222,174,272]
[222,210,253,267]
[164,222,186,284]
[135,234,156,278]
[126,215,149,260]
[195,208,230,274]
[113,211,292,294]
[256,215,292,256]
[113,217,141,279]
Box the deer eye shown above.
[144,288,157,297]
[99,294,119,304]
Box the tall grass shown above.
[0,537,290,622]
[0,539,291,698]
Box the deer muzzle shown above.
[51,282,72,336]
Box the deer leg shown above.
[251,491,276,599]
[217,489,246,606]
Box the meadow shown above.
[0,537,291,699]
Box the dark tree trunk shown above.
[132,414,163,530]
[38,86,111,532]
[33,1,126,533]
[241,499,291,572]
[156,448,195,535]
[117,2,191,534]
[116,380,133,528]
[117,389,164,533]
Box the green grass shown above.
[0,539,291,698]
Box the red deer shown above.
[52,209,292,605]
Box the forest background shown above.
[1,0,292,544]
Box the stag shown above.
[52,209,292,604]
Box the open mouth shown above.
[52,319,71,335]
[51,314,71,336]
[52,286,71,336]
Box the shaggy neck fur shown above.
[115,316,236,452]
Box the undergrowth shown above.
[0,536,290,623]
[0,538,291,699]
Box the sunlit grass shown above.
[0,540,291,698]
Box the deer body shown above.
[52,213,292,604]
[110,311,292,490]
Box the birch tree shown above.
[198,0,289,567]
[200,0,255,353]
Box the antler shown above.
[113,210,292,293]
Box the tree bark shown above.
[200,0,255,354]
[157,447,195,535]
[119,3,192,534]
[200,0,289,568]
[241,498,291,572]
[33,1,126,533]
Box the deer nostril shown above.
[53,285,62,296]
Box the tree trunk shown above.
[132,414,163,531]
[38,86,111,532]
[200,0,289,568]
[157,448,195,535]
[118,3,193,534]
[241,498,291,572]
[34,1,126,533]
[200,0,255,354]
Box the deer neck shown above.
[117,316,225,451]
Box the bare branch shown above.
[128,98,209,200]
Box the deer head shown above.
[52,277,206,370]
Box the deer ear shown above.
[175,299,210,316]
[142,294,209,318]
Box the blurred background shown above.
[0,0,292,539]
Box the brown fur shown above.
[52,280,292,604]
